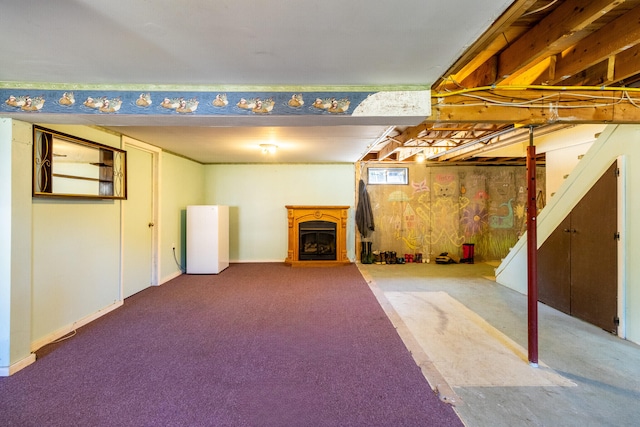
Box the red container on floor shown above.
[461,243,475,263]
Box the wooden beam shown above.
[550,44,640,86]
[548,55,557,82]
[554,4,640,82]
[504,57,553,85]
[392,123,429,144]
[416,136,478,142]
[430,90,640,124]
[433,0,537,89]
[607,56,616,83]
[460,56,498,88]
[425,127,475,132]
[360,153,378,161]
[555,60,609,86]
[497,0,626,82]
[614,44,640,82]
[376,139,402,160]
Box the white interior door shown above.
[123,145,154,298]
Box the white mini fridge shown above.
[186,205,229,274]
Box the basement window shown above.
[368,167,408,185]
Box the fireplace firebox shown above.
[285,205,350,267]
[299,221,337,260]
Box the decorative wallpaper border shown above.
[0,89,430,118]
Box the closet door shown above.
[570,162,618,333]
[538,162,618,334]
[538,216,571,315]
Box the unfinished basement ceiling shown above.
[3,1,640,164]
[0,0,511,163]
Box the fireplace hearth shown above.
[285,205,350,267]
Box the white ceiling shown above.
[1,0,514,163]
[119,124,395,164]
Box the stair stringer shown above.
[495,124,624,295]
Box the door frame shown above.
[121,136,161,296]
[617,155,627,338]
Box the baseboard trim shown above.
[0,353,36,377]
[160,270,183,285]
[30,300,124,353]
[233,259,284,263]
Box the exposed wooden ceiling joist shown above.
[551,4,640,83]
[498,0,626,84]
[376,140,402,160]
[614,44,640,83]
[435,0,539,87]
[367,0,640,164]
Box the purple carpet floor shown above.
[0,263,462,426]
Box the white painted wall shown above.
[28,126,206,346]
[1,121,206,371]
[541,124,605,203]
[11,121,34,366]
[159,151,205,282]
[496,124,640,344]
[204,164,356,262]
[30,124,123,345]
[0,119,11,369]
[546,142,593,202]
[0,119,34,374]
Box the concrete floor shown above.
[358,262,640,427]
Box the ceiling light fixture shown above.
[415,151,426,163]
[260,144,278,154]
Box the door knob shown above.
[148,222,155,227]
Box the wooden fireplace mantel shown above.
[285,205,350,267]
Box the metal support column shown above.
[527,126,539,366]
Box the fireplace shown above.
[285,205,350,267]
[299,220,337,260]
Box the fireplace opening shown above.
[299,220,337,261]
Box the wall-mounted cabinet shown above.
[33,125,127,199]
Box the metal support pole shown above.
[527,126,539,366]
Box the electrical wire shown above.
[50,329,77,344]
[369,82,640,162]
[435,84,640,98]
[445,93,628,109]
[624,90,640,108]
[433,86,639,111]
[173,247,185,273]
[522,0,559,17]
